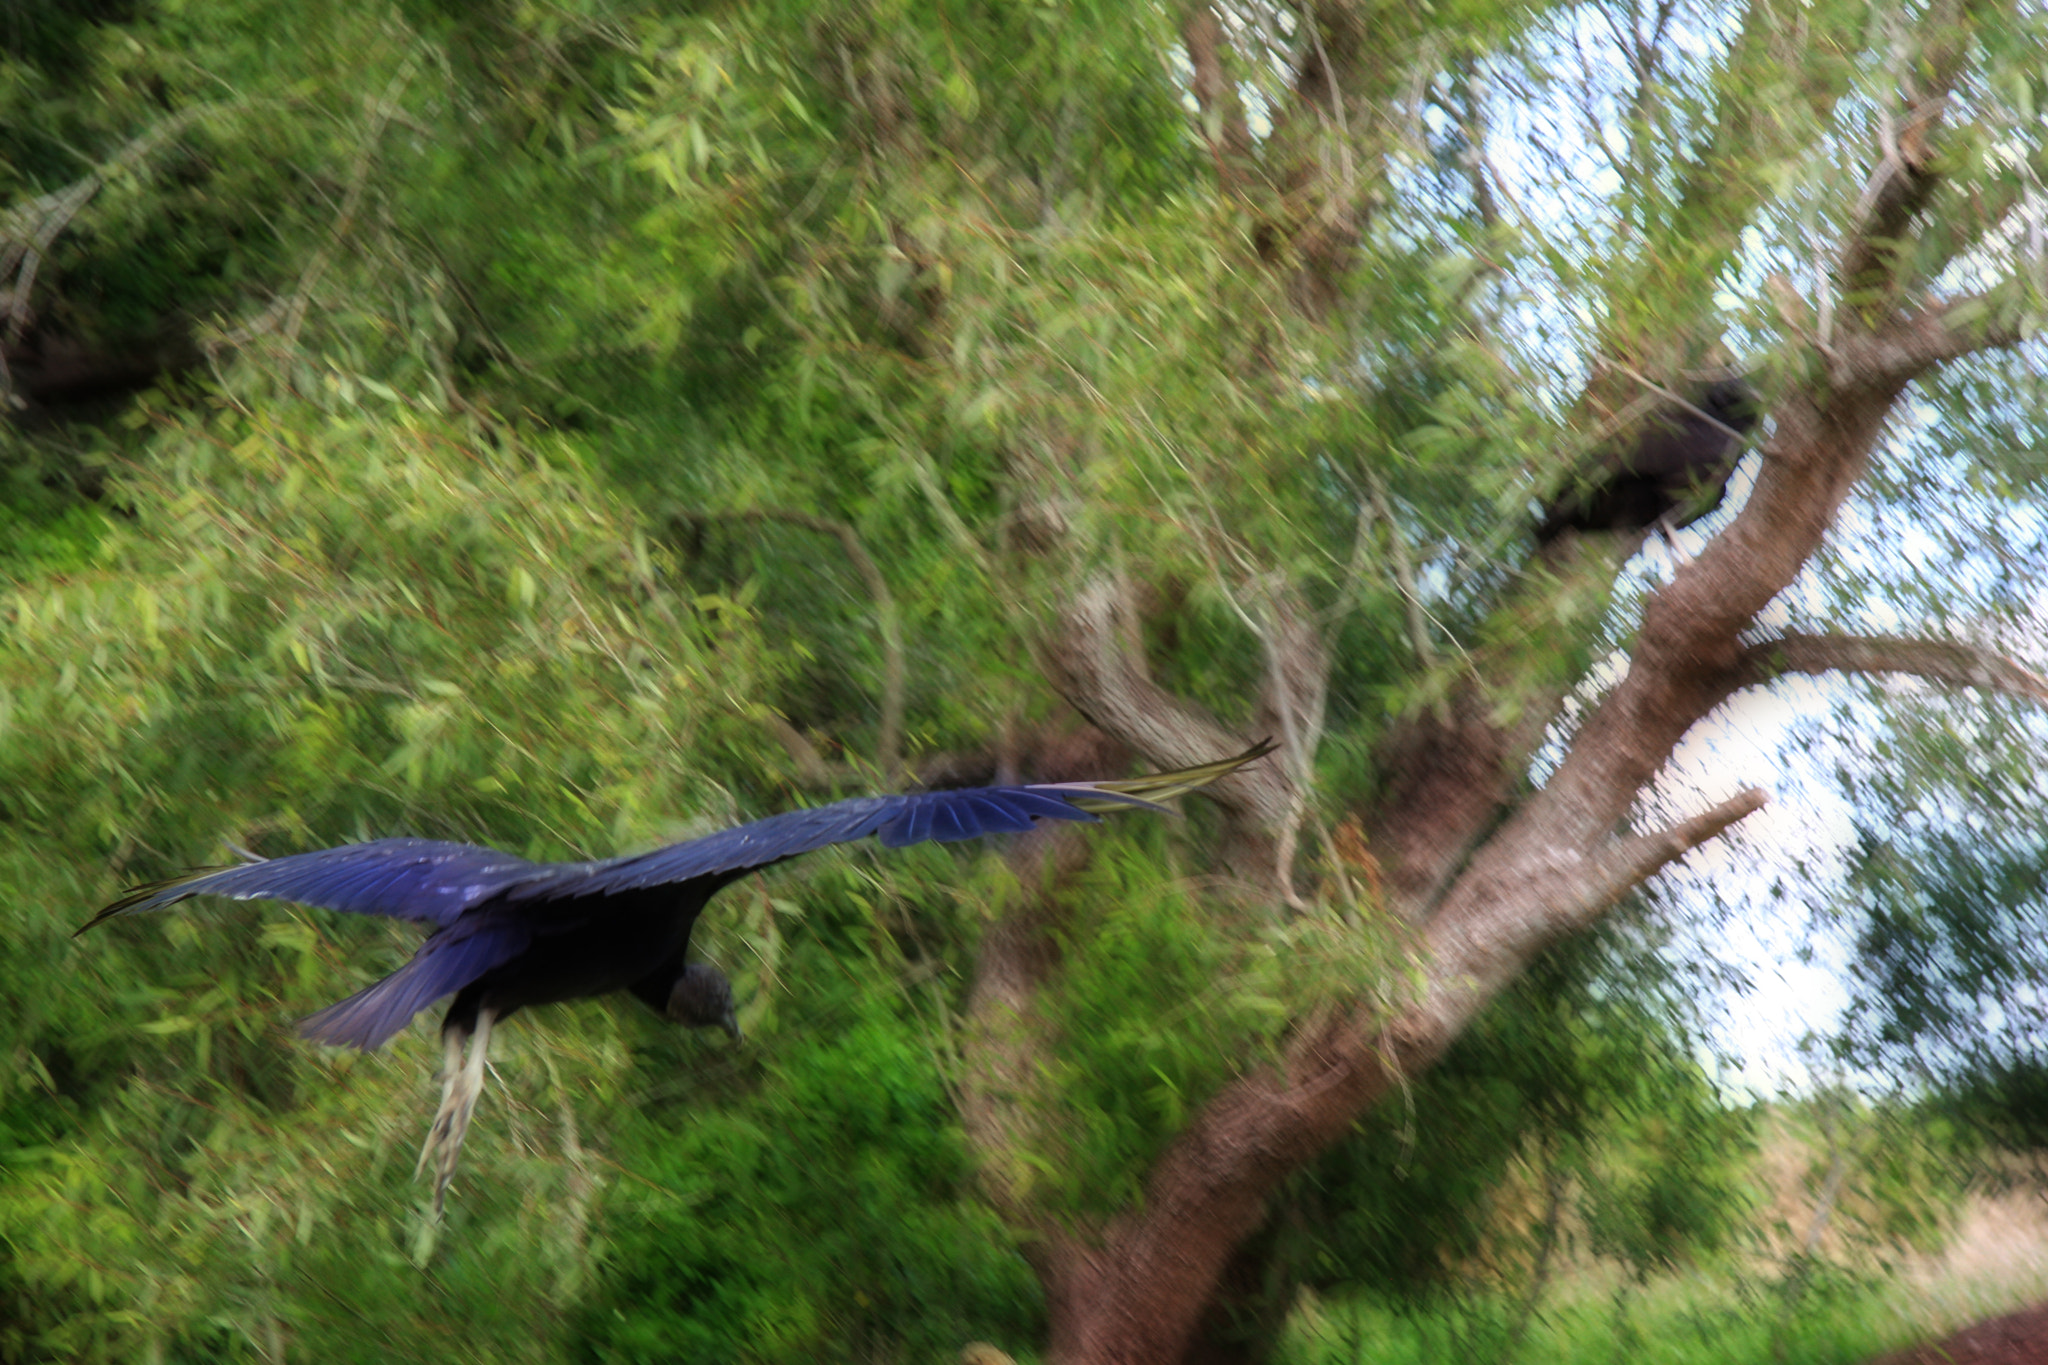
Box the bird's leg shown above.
[415,1024,466,1178]
[415,1007,495,1216]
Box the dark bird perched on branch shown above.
[1536,378,1760,545]
[81,741,1274,1212]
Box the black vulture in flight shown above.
[1536,378,1760,544]
[81,741,1273,1211]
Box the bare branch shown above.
[1367,473,1435,669]
[1581,788,1770,922]
[1247,583,1331,909]
[1042,573,1244,768]
[761,713,835,788]
[1039,572,1296,878]
[214,59,418,355]
[1604,360,1751,439]
[1303,2,1358,232]
[1737,631,2048,705]
[2,102,238,364]
[1836,1,1976,306]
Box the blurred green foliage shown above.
[3,0,2044,1360]
[583,984,1040,1361]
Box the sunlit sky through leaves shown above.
[1460,3,2048,1092]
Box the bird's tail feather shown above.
[297,964,446,1052]
[297,925,524,1051]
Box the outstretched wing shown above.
[79,839,546,932]
[519,739,1277,901]
[83,741,1276,924]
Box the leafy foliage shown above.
[4,0,2046,1358]
[582,982,1039,1362]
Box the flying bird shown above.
[1536,378,1760,544]
[81,741,1274,1211]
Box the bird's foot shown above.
[415,1074,480,1195]
[414,1028,464,1178]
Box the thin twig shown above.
[689,507,906,784]
[214,56,420,357]
[3,102,240,352]
[1367,472,1436,669]
[1603,360,1752,441]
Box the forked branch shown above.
[1844,289,2029,389]
[1040,572,1293,848]
[2,102,238,370]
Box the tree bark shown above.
[950,3,2035,1360]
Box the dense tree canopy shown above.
[3,0,2046,1361]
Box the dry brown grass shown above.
[1895,1185,2048,1322]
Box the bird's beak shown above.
[721,1009,743,1044]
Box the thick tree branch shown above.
[1839,289,2028,389]
[1363,534,1628,920]
[1041,778,1772,1364]
[1352,0,1869,923]
[1736,631,2048,705]
[1045,38,1990,1349]
[1039,572,1294,876]
[1583,789,1771,919]
[1027,6,2022,1360]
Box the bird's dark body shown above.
[441,880,729,1032]
[1537,379,1760,542]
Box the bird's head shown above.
[667,961,743,1043]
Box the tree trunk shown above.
[1021,341,2009,1365]
[959,5,2028,1360]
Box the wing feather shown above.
[961,794,1036,837]
[85,742,1276,923]
[80,840,542,932]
